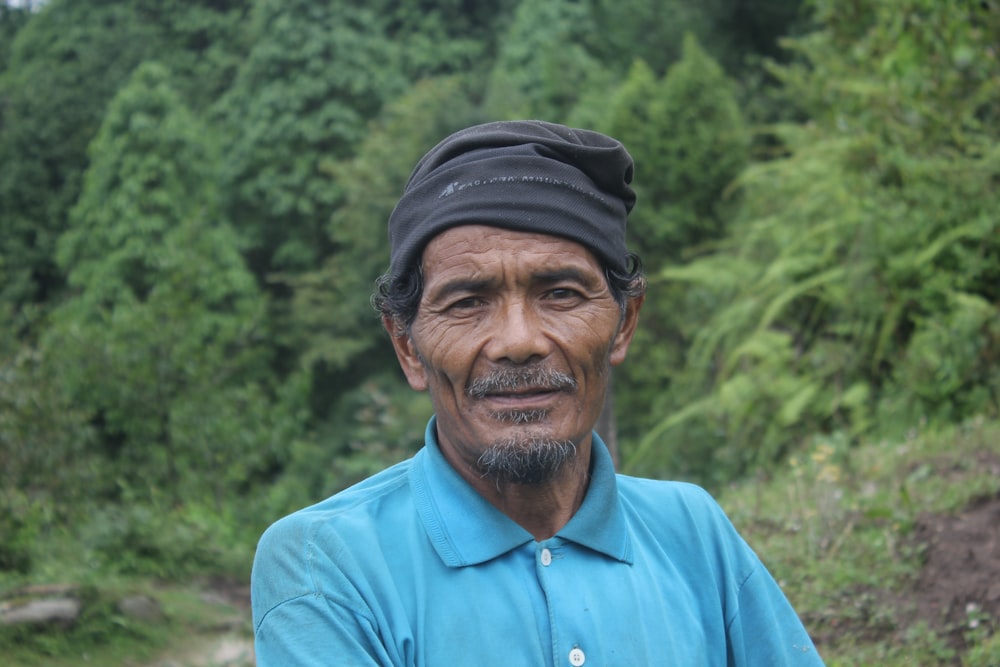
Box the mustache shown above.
[466,366,577,399]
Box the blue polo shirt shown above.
[252,418,824,666]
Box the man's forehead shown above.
[420,225,603,273]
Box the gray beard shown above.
[467,365,581,484]
[475,436,577,486]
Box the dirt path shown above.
[145,634,254,667]
[143,583,255,667]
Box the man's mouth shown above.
[466,367,577,400]
[482,388,561,406]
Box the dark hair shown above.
[373,251,646,335]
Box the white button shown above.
[568,647,586,666]
[540,548,552,566]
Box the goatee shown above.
[476,437,577,485]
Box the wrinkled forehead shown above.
[418,225,607,294]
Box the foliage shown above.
[585,0,807,78]
[42,62,281,506]
[262,75,474,519]
[0,0,162,318]
[366,0,518,81]
[213,0,407,280]
[605,34,750,253]
[597,36,750,464]
[626,0,1000,485]
[0,344,98,507]
[0,0,252,325]
[128,0,254,111]
[0,579,251,665]
[81,502,252,579]
[722,417,1000,665]
[483,0,614,122]
[292,76,477,375]
[262,373,431,517]
[0,2,31,73]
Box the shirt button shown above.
[568,647,586,666]
[540,548,552,566]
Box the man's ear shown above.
[609,294,644,367]
[382,314,428,391]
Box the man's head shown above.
[375,121,645,486]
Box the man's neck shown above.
[460,444,593,541]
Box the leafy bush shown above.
[81,503,250,579]
[0,491,38,574]
[623,0,1000,485]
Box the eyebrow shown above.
[531,267,602,288]
[425,278,494,305]
[426,266,602,304]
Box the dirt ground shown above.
[909,488,1000,651]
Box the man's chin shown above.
[474,435,579,486]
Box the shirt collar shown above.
[410,417,633,568]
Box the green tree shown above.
[366,0,518,81]
[265,78,473,509]
[44,62,281,505]
[0,0,253,330]
[0,1,32,73]
[0,0,162,321]
[595,37,749,462]
[585,0,712,76]
[214,0,407,281]
[584,0,807,97]
[292,76,477,376]
[606,35,749,256]
[626,0,1000,485]
[483,0,613,122]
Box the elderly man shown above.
[251,121,824,666]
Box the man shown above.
[252,120,824,666]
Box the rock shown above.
[0,596,82,628]
[210,637,255,665]
[118,594,164,622]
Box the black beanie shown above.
[387,120,636,277]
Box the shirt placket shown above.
[536,538,590,667]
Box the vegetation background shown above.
[0,0,998,665]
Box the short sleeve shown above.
[251,516,397,667]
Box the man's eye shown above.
[547,288,582,300]
[448,296,483,310]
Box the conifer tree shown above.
[598,38,749,464]
[214,0,406,280]
[483,0,612,122]
[0,0,161,317]
[45,62,279,504]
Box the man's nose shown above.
[485,300,552,364]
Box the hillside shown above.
[722,417,1000,665]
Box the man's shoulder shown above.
[259,454,418,546]
[615,475,736,534]
[617,475,718,508]
[614,476,756,575]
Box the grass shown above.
[720,416,1000,666]
[1,578,252,667]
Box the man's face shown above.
[387,225,642,484]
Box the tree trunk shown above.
[595,375,618,468]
